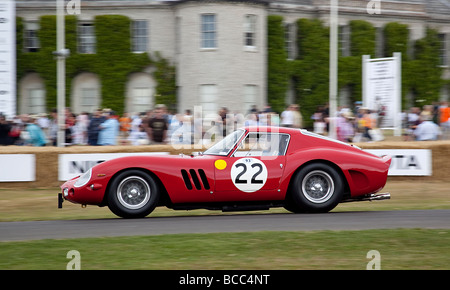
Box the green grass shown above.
[1,181,449,270]
[1,229,449,270]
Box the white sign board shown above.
[58,152,169,181]
[365,149,432,176]
[0,154,35,182]
[363,53,401,136]
[0,0,15,118]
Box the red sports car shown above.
[59,126,391,218]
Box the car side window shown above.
[234,133,290,157]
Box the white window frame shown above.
[28,89,46,114]
[132,87,152,113]
[200,84,218,117]
[24,22,40,53]
[78,23,96,54]
[284,23,295,59]
[243,85,257,114]
[244,14,257,50]
[131,20,148,53]
[80,88,99,113]
[201,14,217,49]
[438,33,448,67]
[339,25,351,57]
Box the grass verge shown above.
[1,229,449,270]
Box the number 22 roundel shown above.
[230,158,268,192]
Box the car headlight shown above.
[74,168,92,188]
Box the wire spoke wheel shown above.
[287,163,343,213]
[117,176,151,210]
[108,170,160,218]
[301,170,334,204]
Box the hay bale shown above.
[1,140,449,188]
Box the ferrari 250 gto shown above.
[59,126,391,218]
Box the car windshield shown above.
[203,129,245,156]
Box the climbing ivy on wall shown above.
[338,20,376,108]
[16,15,176,115]
[266,16,445,127]
[383,22,411,107]
[294,18,330,126]
[409,28,443,106]
[267,15,288,113]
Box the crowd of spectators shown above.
[0,100,449,147]
[311,101,449,142]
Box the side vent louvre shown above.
[198,169,210,190]
[189,169,202,190]
[181,170,192,190]
[181,169,210,190]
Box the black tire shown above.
[288,163,343,213]
[107,170,160,218]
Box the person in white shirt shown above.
[281,105,295,127]
[414,115,441,141]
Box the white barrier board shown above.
[58,152,169,181]
[365,149,432,176]
[0,154,35,181]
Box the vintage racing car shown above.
[59,126,391,218]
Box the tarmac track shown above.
[1,209,449,241]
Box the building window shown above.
[438,33,448,67]
[339,25,351,57]
[28,89,46,114]
[132,87,152,113]
[201,14,216,49]
[284,23,295,59]
[243,85,257,114]
[24,22,40,52]
[244,14,257,48]
[78,23,96,54]
[132,20,148,53]
[80,88,99,113]
[200,85,218,117]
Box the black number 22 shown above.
[234,163,263,184]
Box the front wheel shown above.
[107,170,160,218]
[287,163,343,213]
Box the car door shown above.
[213,132,289,202]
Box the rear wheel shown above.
[287,163,343,213]
[107,170,160,218]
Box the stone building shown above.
[15,0,450,115]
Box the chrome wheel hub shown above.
[117,176,151,210]
[301,170,334,204]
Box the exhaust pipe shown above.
[368,192,390,201]
[342,192,390,203]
